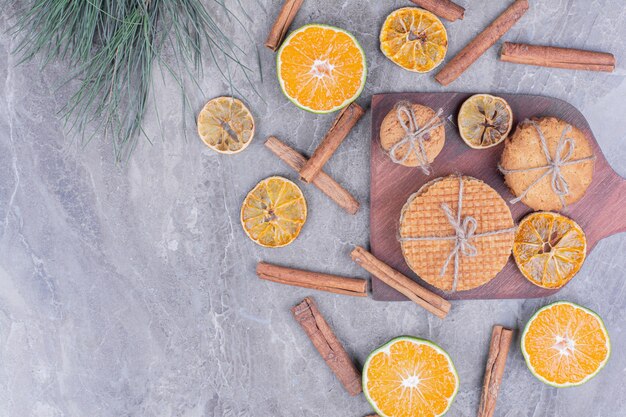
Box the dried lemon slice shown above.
[197,96,255,154]
[240,176,307,248]
[513,212,586,289]
[380,8,448,73]
[458,94,513,148]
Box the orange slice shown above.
[240,176,307,248]
[363,337,459,417]
[197,97,254,154]
[458,94,513,148]
[513,212,586,289]
[522,301,610,387]
[277,24,366,113]
[380,8,448,73]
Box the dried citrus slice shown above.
[363,337,459,417]
[197,97,255,154]
[240,176,307,248]
[380,8,448,73]
[513,212,586,289]
[458,94,513,148]
[522,301,610,387]
[277,24,366,113]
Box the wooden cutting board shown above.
[370,92,626,301]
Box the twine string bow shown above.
[399,176,516,292]
[498,120,596,208]
[389,103,444,175]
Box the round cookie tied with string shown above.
[399,175,515,292]
[499,117,595,211]
[379,101,445,175]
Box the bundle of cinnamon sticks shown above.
[477,326,514,417]
[292,297,362,396]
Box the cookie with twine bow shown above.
[499,117,595,211]
[379,101,445,174]
[399,175,515,292]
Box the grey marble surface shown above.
[1,1,625,416]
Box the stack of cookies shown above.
[399,175,515,292]
[499,116,595,211]
[379,101,446,174]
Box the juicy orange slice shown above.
[197,97,255,154]
[240,176,307,248]
[522,301,610,387]
[363,337,458,417]
[513,212,586,289]
[458,94,513,148]
[277,24,366,113]
[380,8,448,73]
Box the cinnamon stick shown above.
[350,246,451,319]
[265,136,360,214]
[477,325,514,417]
[410,0,465,21]
[500,42,615,72]
[257,262,368,297]
[265,0,304,51]
[300,103,365,183]
[291,297,362,396]
[435,0,529,86]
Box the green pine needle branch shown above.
[11,0,258,161]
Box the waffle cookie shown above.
[499,117,595,211]
[379,101,445,171]
[399,175,515,292]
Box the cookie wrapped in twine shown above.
[498,120,596,209]
[388,102,444,175]
[399,176,517,292]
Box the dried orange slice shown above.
[513,212,586,289]
[240,176,307,248]
[458,94,513,148]
[380,8,448,73]
[522,301,610,387]
[363,337,459,417]
[197,97,255,154]
[277,24,366,113]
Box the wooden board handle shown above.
[587,169,626,242]
[609,173,626,236]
